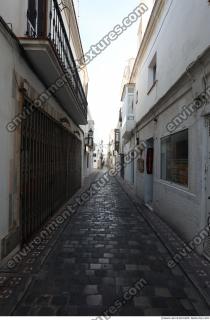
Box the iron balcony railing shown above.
[26,0,87,120]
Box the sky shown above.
[74,0,140,145]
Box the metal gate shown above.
[204,117,210,260]
[20,98,81,244]
[120,154,124,179]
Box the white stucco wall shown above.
[154,112,206,242]
[134,73,208,243]
[83,152,94,179]
[126,0,210,245]
[121,89,134,122]
[0,0,88,95]
[0,22,83,258]
[137,0,155,46]
[0,0,28,36]
[123,137,136,185]
[133,0,210,124]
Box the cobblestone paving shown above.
[12,176,210,316]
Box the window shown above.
[114,129,120,152]
[115,129,120,143]
[87,153,89,169]
[161,130,188,186]
[27,0,46,36]
[136,90,138,104]
[148,53,157,93]
[131,100,134,112]
[28,0,38,30]
[152,63,157,84]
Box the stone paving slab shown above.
[0,171,101,316]
[1,172,210,316]
[116,174,210,313]
[0,273,32,315]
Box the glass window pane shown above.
[161,130,188,186]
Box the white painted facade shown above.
[93,148,102,170]
[0,0,89,261]
[0,0,88,90]
[121,84,136,142]
[81,111,95,179]
[107,130,116,169]
[93,151,98,169]
[132,0,210,122]
[119,61,136,184]
[120,0,210,256]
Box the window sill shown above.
[147,80,158,95]
[156,179,196,198]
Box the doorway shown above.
[204,118,210,259]
[120,154,124,179]
[144,138,154,209]
[131,151,135,185]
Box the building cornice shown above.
[63,0,87,68]
[0,16,18,43]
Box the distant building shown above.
[81,112,95,179]
[94,141,105,170]
[93,148,102,170]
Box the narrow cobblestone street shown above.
[2,1,210,318]
[7,174,209,316]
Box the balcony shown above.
[19,0,87,125]
[120,83,135,142]
[121,114,136,141]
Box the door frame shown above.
[144,138,154,208]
